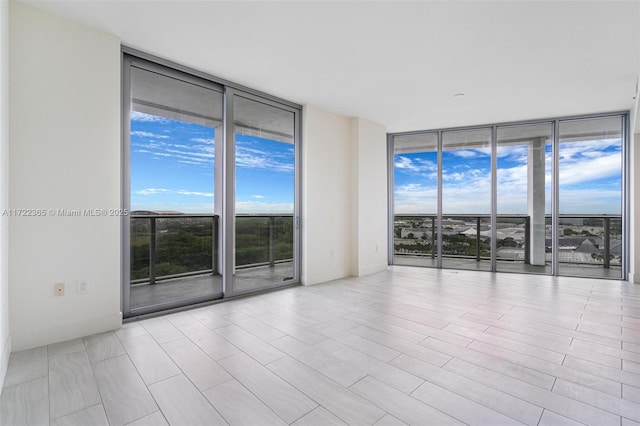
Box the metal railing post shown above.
[431,216,436,259]
[604,217,610,269]
[213,216,218,274]
[476,216,481,261]
[149,217,157,285]
[524,216,531,265]
[269,216,275,267]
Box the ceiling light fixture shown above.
[453,93,465,99]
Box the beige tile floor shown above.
[2,266,640,425]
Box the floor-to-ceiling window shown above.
[390,113,627,280]
[227,92,299,297]
[557,116,623,278]
[496,123,552,275]
[392,133,438,267]
[123,53,301,317]
[441,128,492,271]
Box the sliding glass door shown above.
[227,92,299,296]
[124,58,224,316]
[123,55,301,317]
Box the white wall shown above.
[351,117,388,276]
[9,2,122,350]
[0,0,11,391]
[302,106,388,285]
[302,105,353,285]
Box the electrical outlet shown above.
[78,280,88,295]
[54,282,65,297]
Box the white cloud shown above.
[177,190,214,197]
[235,201,294,214]
[133,139,215,168]
[131,131,169,139]
[135,188,171,195]
[135,188,213,198]
[191,137,214,144]
[450,149,481,159]
[130,111,168,122]
[558,151,621,186]
[235,145,294,173]
[253,195,265,199]
[395,155,436,173]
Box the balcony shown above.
[394,214,622,279]
[129,213,294,313]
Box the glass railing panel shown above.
[393,215,437,267]
[557,215,622,278]
[129,214,221,311]
[440,215,492,271]
[130,217,151,281]
[235,215,294,269]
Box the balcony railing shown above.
[131,213,294,285]
[394,214,621,269]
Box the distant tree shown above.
[407,232,415,239]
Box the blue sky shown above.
[130,111,294,214]
[394,139,622,215]
[131,110,621,216]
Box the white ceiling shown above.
[19,0,640,132]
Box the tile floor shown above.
[2,266,640,425]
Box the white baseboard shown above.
[302,268,351,286]
[356,261,388,277]
[11,311,122,351]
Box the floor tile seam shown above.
[275,343,372,389]
[199,378,290,426]
[122,410,169,426]
[563,356,640,389]
[408,375,539,426]
[119,337,185,388]
[358,373,473,426]
[473,345,627,394]
[489,332,627,368]
[457,336,571,368]
[89,351,146,425]
[212,324,288,364]
[258,357,340,422]
[484,323,575,346]
[344,374,433,425]
[228,317,287,343]
[420,337,559,391]
[457,327,575,360]
[49,402,104,423]
[1,373,50,393]
[148,373,227,426]
[443,360,619,425]
[348,321,454,354]
[550,377,638,420]
[418,359,548,424]
[49,350,105,420]
[497,319,625,345]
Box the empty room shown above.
[1,1,640,425]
